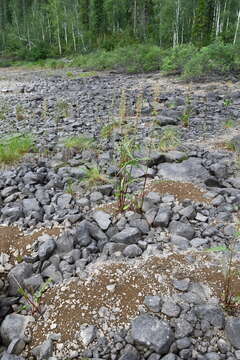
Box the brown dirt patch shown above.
[0,226,61,261]
[29,253,240,357]
[147,180,210,203]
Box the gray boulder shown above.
[194,305,225,329]
[158,158,209,182]
[92,210,111,230]
[131,314,174,354]
[0,314,34,345]
[8,262,33,296]
[169,221,195,240]
[123,244,142,258]
[111,227,141,245]
[22,198,41,213]
[144,295,162,312]
[153,208,172,227]
[56,231,74,254]
[38,235,56,261]
[225,317,240,349]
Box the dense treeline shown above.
[0,0,240,60]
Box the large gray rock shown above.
[111,227,141,245]
[131,314,174,354]
[38,235,56,261]
[174,319,193,338]
[92,210,111,230]
[194,305,225,329]
[225,317,240,349]
[169,221,195,240]
[123,244,142,258]
[1,205,23,222]
[56,193,72,208]
[153,207,172,227]
[158,158,209,182]
[8,262,33,296]
[22,198,41,213]
[0,314,34,345]
[56,231,74,254]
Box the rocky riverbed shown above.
[0,68,240,360]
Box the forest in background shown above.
[0,0,240,60]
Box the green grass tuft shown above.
[0,134,34,164]
[63,136,95,151]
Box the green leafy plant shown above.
[208,231,240,310]
[115,138,143,212]
[15,276,52,317]
[181,109,191,127]
[223,98,233,107]
[0,133,34,164]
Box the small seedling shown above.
[181,110,191,127]
[223,98,233,107]
[208,230,240,311]
[14,276,52,317]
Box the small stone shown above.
[123,244,142,258]
[162,301,181,317]
[80,324,97,346]
[106,284,116,292]
[144,295,162,312]
[172,278,190,292]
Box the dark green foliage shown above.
[0,0,239,61]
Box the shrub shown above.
[161,44,197,74]
[72,45,165,73]
[183,42,240,79]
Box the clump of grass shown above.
[224,119,235,129]
[56,100,70,118]
[66,71,74,78]
[63,136,95,151]
[158,126,181,152]
[78,71,97,78]
[83,167,109,188]
[100,121,121,138]
[0,133,34,164]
